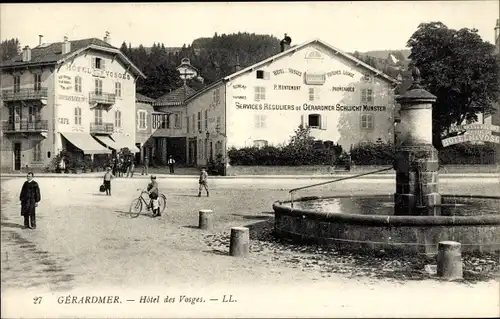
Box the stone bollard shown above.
[230,227,250,257]
[198,210,213,230]
[437,241,463,280]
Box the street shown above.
[1,176,499,318]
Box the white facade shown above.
[185,39,398,167]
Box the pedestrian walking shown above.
[127,159,135,178]
[198,167,209,197]
[168,155,175,174]
[142,155,149,175]
[19,172,41,229]
[103,167,114,196]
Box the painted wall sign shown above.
[232,84,247,89]
[58,95,88,102]
[273,84,302,91]
[57,118,69,124]
[331,86,355,92]
[235,102,388,112]
[326,70,355,78]
[59,75,72,90]
[233,96,247,100]
[448,124,500,134]
[272,68,303,77]
[65,64,131,80]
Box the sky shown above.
[1,1,499,53]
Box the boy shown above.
[198,167,209,197]
[147,175,161,217]
[103,167,114,196]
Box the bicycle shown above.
[129,189,167,218]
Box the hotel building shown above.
[0,33,145,172]
[183,38,399,168]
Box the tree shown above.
[0,38,21,62]
[407,22,500,147]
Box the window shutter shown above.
[264,72,270,80]
[321,115,327,130]
[101,59,106,70]
[92,58,96,69]
[300,114,305,127]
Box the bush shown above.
[439,142,496,164]
[350,142,395,166]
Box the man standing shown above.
[142,155,149,176]
[19,172,41,229]
[167,155,175,174]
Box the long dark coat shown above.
[20,180,41,216]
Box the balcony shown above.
[89,92,116,106]
[1,88,48,102]
[90,122,114,134]
[2,120,48,133]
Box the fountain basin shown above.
[272,195,500,255]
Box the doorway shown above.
[13,142,21,171]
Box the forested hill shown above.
[120,32,281,99]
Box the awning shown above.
[110,134,139,152]
[93,135,119,150]
[61,133,111,155]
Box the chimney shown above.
[235,55,241,72]
[280,33,292,52]
[62,36,71,54]
[22,46,31,62]
[38,35,43,46]
[104,31,111,44]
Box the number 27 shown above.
[33,296,42,304]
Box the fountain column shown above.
[394,67,441,216]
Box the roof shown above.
[176,62,199,73]
[0,37,146,79]
[186,38,400,103]
[153,85,197,106]
[136,93,154,104]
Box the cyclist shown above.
[146,175,161,217]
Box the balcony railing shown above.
[90,122,114,134]
[89,92,116,105]
[2,120,48,133]
[1,88,48,101]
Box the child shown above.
[146,175,160,217]
[198,167,209,197]
[103,167,114,196]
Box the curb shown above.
[1,173,498,179]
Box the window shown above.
[308,114,321,128]
[74,107,82,125]
[152,113,168,129]
[94,109,103,125]
[253,140,268,148]
[199,139,204,159]
[256,70,269,79]
[95,79,103,95]
[254,86,266,101]
[92,57,105,70]
[33,142,42,162]
[306,51,323,59]
[186,116,190,133]
[138,111,147,130]
[309,87,320,101]
[192,114,195,133]
[115,110,122,128]
[28,105,36,122]
[204,110,208,131]
[197,112,201,132]
[213,88,221,105]
[363,74,372,82]
[34,74,42,91]
[115,82,121,97]
[174,113,181,129]
[361,88,374,104]
[361,114,374,130]
[13,76,20,92]
[304,72,326,85]
[254,114,266,128]
[75,76,82,93]
[216,116,221,132]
